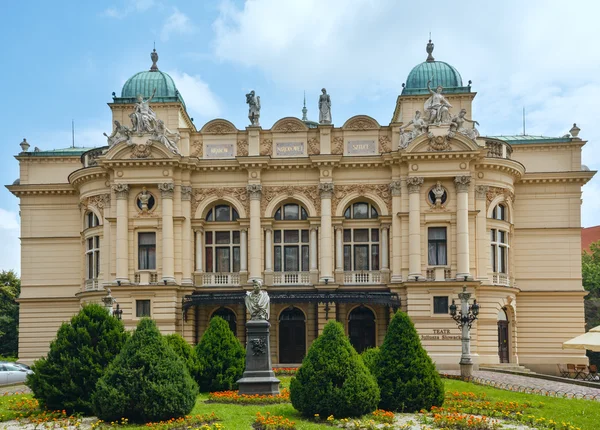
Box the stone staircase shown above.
[479,363,534,374]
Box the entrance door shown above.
[497,309,509,363]
[349,306,376,353]
[211,307,237,334]
[279,308,306,364]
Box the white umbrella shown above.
[563,325,600,352]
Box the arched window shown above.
[272,203,310,277]
[203,204,241,281]
[342,202,380,274]
[85,211,99,229]
[344,202,378,219]
[274,203,308,220]
[348,307,376,353]
[83,211,101,290]
[492,204,506,221]
[211,307,237,334]
[206,204,239,222]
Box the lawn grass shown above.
[1,377,600,429]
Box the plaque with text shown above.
[275,142,305,157]
[346,140,377,155]
[204,143,235,159]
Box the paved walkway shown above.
[445,370,600,400]
[0,384,30,396]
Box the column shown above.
[381,225,389,270]
[113,184,129,284]
[264,228,273,272]
[195,228,203,272]
[455,176,472,279]
[247,184,263,282]
[319,183,334,282]
[310,227,318,271]
[407,177,424,281]
[240,228,248,273]
[334,226,343,271]
[101,194,111,286]
[181,186,193,286]
[159,182,175,284]
[475,185,489,280]
[389,181,402,282]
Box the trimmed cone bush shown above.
[360,347,380,376]
[165,333,203,382]
[290,320,380,418]
[374,311,444,412]
[195,316,245,391]
[92,318,198,423]
[26,304,127,414]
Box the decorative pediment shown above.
[342,115,380,131]
[104,137,178,161]
[271,117,308,133]
[405,128,481,154]
[200,119,238,135]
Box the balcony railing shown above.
[426,268,453,281]
[134,272,158,284]
[273,271,311,285]
[202,272,240,286]
[84,279,100,291]
[343,271,382,285]
[492,273,511,287]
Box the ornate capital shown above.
[406,177,424,194]
[454,176,472,193]
[319,182,334,199]
[475,185,488,200]
[112,184,129,200]
[158,182,175,199]
[389,180,402,196]
[181,186,192,201]
[246,184,263,200]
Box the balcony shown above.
[134,272,158,285]
[485,140,512,159]
[492,273,512,287]
[273,271,311,285]
[343,271,382,285]
[202,272,240,287]
[426,267,453,282]
[84,279,100,291]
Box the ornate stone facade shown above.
[261,185,321,215]
[332,184,391,213]
[191,186,249,216]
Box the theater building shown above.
[8,42,594,374]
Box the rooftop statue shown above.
[319,88,332,124]
[424,77,452,125]
[130,88,158,133]
[399,110,427,149]
[104,120,131,147]
[246,90,261,126]
[149,119,181,155]
[450,109,480,141]
[245,279,270,320]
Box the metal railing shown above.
[273,272,311,285]
[343,271,382,285]
[202,272,240,286]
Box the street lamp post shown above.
[449,285,479,378]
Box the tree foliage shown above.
[164,333,203,382]
[26,304,128,414]
[582,241,600,367]
[290,320,380,418]
[0,270,20,358]
[93,318,198,423]
[373,311,444,412]
[195,316,245,391]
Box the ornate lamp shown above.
[449,286,480,377]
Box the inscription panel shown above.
[204,143,235,159]
[346,140,377,155]
[275,141,305,157]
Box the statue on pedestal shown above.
[319,88,332,124]
[245,279,270,320]
[246,91,261,126]
[425,78,452,124]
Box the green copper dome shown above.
[402,40,471,95]
[113,49,186,106]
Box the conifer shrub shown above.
[360,347,380,376]
[195,316,245,391]
[290,320,380,418]
[374,311,444,412]
[92,318,198,423]
[165,333,203,382]
[26,304,128,414]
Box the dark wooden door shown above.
[279,309,306,364]
[497,320,509,363]
[349,307,376,353]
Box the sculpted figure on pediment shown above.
[399,111,427,149]
[246,90,261,126]
[104,121,131,147]
[450,109,480,141]
[148,119,181,155]
[130,89,158,133]
[425,78,452,124]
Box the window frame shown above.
[138,231,157,271]
[490,228,509,274]
[204,229,241,273]
[135,299,151,318]
[343,202,379,220]
[342,226,380,272]
[433,296,449,314]
[85,235,100,280]
[427,226,448,266]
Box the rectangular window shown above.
[353,229,369,243]
[354,245,369,271]
[343,245,351,271]
[216,247,230,272]
[215,231,230,244]
[136,300,151,318]
[284,246,299,271]
[428,227,447,266]
[433,296,449,314]
[273,229,310,273]
[274,246,282,272]
[301,245,309,272]
[205,247,214,272]
[138,232,156,270]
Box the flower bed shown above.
[253,411,295,429]
[272,367,298,376]
[313,409,396,429]
[89,413,221,429]
[208,389,290,405]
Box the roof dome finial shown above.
[426,36,435,62]
[150,43,159,72]
[301,91,308,121]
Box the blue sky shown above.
[1,0,599,272]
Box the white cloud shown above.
[168,70,221,120]
[102,0,157,19]
[160,9,195,42]
[0,208,20,274]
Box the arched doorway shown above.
[348,306,376,353]
[211,307,237,335]
[497,308,509,363]
[279,307,306,364]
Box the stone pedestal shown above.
[237,319,280,395]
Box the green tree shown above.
[93,318,198,423]
[164,333,203,382]
[374,311,444,412]
[0,270,20,358]
[582,242,600,367]
[26,304,128,414]
[290,320,380,418]
[195,316,245,391]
